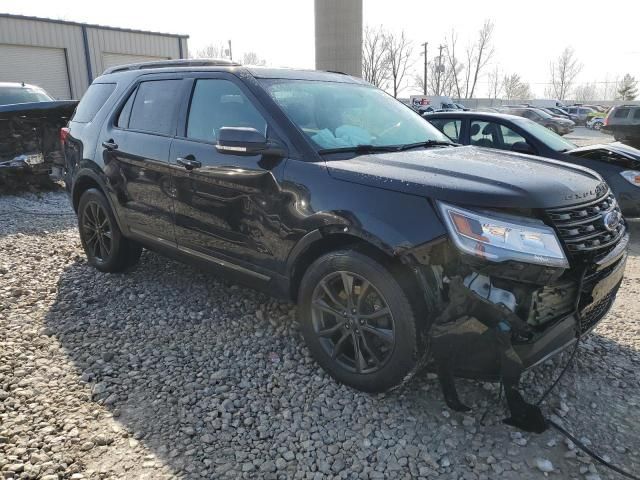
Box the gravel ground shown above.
[1,189,639,480]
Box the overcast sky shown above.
[3,0,639,97]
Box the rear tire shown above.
[298,249,426,393]
[78,188,142,272]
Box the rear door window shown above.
[128,80,182,135]
[428,119,462,142]
[72,83,116,123]
[614,108,630,119]
[634,109,640,119]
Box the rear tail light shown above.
[60,127,70,145]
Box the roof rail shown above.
[103,58,240,75]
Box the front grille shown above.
[546,192,626,258]
[578,288,617,334]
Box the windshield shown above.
[0,86,53,105]
[260,79,449,150]
[516,117,576,152]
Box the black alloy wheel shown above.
[81,200,113,263]
[298,249,428,393]
[310,270,395,374]
[78,188,142,272]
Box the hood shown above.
[567,142,640,169]
[326,146,607,209]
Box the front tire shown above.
[298,249,426,393]
[78,188,142,272]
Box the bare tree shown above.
[445,20,494,99]
[548,47,582,100]
[242,51,266,66]
[487,65,503,99]
[362,26,390,88]
[195,43,226,59]
[445,31,463,99]
[428,58,459,97]
[413,74,427,95]
[383,31,413,98]
[573,83,598,102]
[599,74,618,101]
[503,73,532,100]
[466,20,494,99]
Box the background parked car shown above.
[603,105,640,148]
[564,105,597,125]
[0,82,54,104]
[586,116,606,130]
[543,106,579,123]
[500,106,574,135]
[426,111,640,217]
[0,82,78,182]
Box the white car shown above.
[586,116,605,130]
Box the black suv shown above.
[62,60,628,410]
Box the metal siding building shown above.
[314,0,362,77]
[0,14,188,99]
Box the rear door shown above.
[169,73,289,274]
[98,75,186,245]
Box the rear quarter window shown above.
[72,83,116,123]
[614,108,630,119]
[633,109,640,119]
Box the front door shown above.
[169,75,288,274]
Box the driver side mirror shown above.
[216,127,286,157]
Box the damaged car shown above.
[63,61,628,432]
[427,111,640,218]
[0,82,77,182]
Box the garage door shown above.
[102,53,169,73]
[0,44,71,100]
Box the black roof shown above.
[99,60,365,84]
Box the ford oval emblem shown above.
[603,210,621,232]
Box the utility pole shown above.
[228,40,233,61]
[420,42,428,95]
[435,44,446,96]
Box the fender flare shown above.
[71,166,126,232]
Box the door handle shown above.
[102,140,118,150]
[176,156,202,170]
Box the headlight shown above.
[620,170,640,187]
[437,201,569,268]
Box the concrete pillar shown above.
[314,0,363,77]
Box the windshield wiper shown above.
[398,140,457,151]
[317,144,401,155]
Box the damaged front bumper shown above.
[442,232,628,381]
[412,230,628,432]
